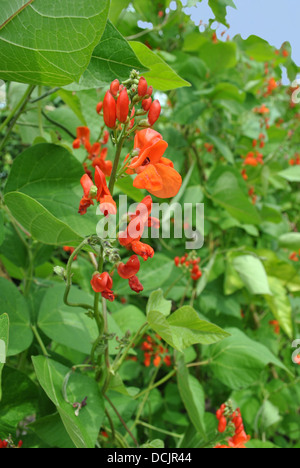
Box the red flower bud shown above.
[174,256,180,267]
[142,97,152,111]
[218,416,227,433]
[103,91,117,129]
[129,275,144,293]
[96,102,103,114]
[116,89,130,123]
[110,79,120,96]
[138,77,148,96]
[73,139,81,149]
[148,100,161,126]
[118,255,140,279]
[147,86,153,96]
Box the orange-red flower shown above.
[73,127,91,152]
[78,167,116,217]
[90,145,113,177]
[91,272,115,301]
[118,196,159,261]
[126,129,182,198]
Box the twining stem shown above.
[104,408,116,443]
[41,110,76,139]
[64,238,93,311]
[104,394,139,447]
[30,87,60,104]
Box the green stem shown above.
[108,134,126,194]
[31,325,49,357]
[30,87,60,104]
[0,84,35,134]
[42,110,76,139]
[136,421,183,439]
[134,369,176,400]
[64,238,93,310]
[104,394,139,447]
[0,85,35,152]
[113,322,148,373]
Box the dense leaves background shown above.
[0,0,299,449]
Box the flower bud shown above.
[148,100,161,126]
[138,77,148,96]
[142,97,152,111]
[116,89,130,123]
[96,102,103,114]
[110,79,120,96]
[53,266,66,278]
[103,91,117,128]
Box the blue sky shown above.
[182,0,300,80]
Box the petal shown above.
[133,164,163,192]
[129,139,168,169]
[147,163,182,198]
[134,128,163,150]
[80,174,94,197]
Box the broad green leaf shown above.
[209,169,261,225]
[177,355,206,438]
[0,366,39,432]
[278,166,300,182]
[233,255,272,295]
[208,328,289,390]
[38,284,123,356]
[4,143,97,243]
[0,278,32,356]
[109,0,131,24]
[265,277,293,339]
[279,233,300,250]
[148,306,230,352]
[112,305,146,334]
[146,289,172,317]
[198,42,237,73]
[129,41,191,91]
[30,413,75,448]
[32,356,105,449]
[242,35,278,62]
[208,0,236,26]
[67,21,146,91]
[115,176,145,202]
[0,0,110,86]
[0,314,9,400]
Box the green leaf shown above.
[0,314,9,400]
[279,233,300,250]
[112,305,146,334]
[198,41,237,73]
[209,168,261,225]
[265,277,293,339]
[278,166,300,182]
[148,306,230,352]
[109,0,131,24]
[0,0,110,86]
[196,252,217,296]
[30,413,75,449]
[32,356,105,449]
[141,439,165,448]
[129,41,191,91]
[146,289,172,317]
[0,366,39,432]
[208,328,289,390]
[177,355,206,438]
[67,21,146,91]
[232,255,272,295]
[207,135,234,164]
[0,278,32,356]
[4,143,97,243]
[208,0,236,26]
[242,35,278,62]
[38,284,122,355]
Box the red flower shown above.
[117,255,140,279]
[91,272,115,301]
[73,127,91,151]
[128,275,144,293]
[118,196,158,261]
[91,145,113,177]
[78,167,116,217]
[126,129,182,198]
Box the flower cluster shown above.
[73,127,112,177]
[174,253,202,281]
[269,319,280,335]
[214,403,250,449]
[289,153,300,166]
[243,149,264,167]
[78,166,116,217]
[289,250,300,262]
[0,438,23,449]
[118,195,159,262]
[264,77,278,97]
[141,335,172,368]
